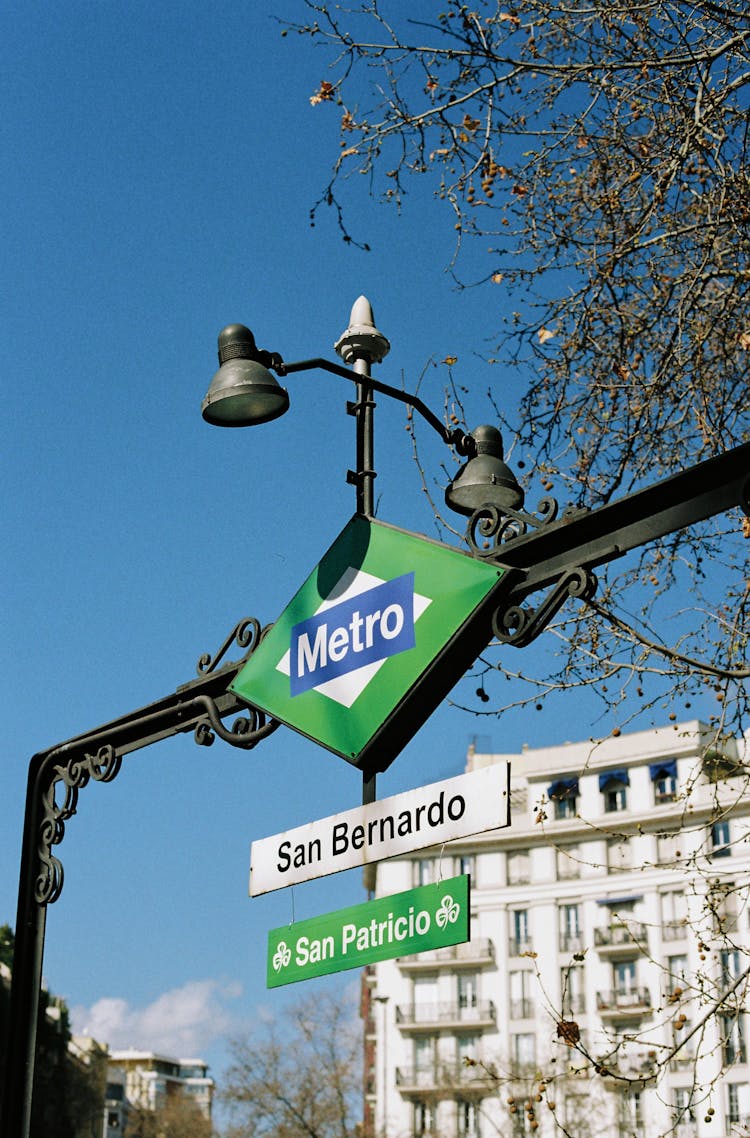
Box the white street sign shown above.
[250,763,510,896]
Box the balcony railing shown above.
[559,931,585,953]
[509,998,534,1020]
[398,938,495,970]
[597,988,651,1015]
[508,937,533,957]
[395,1063,496,1093]
[662,920,688,942]
[561,993,586,1016]
[669,1051,696,1071]
[598,1050,657,1084]
[395,1001,496,1030]
[594,922,648,954]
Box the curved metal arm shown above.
[275,356,475,456]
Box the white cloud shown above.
[71,978,243,1057]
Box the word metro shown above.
[290,572,415,695]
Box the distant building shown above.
[363,720,750,1138]
[101,1063,128,1137]
[107,1050,214,1122]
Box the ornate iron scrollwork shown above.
[196,617,263,675]
[36,745,122,905]
[492,566,598,648]
[193,615,279,749]
[193,696,280,750]
[34,616,277,907]
[467,497,561,558]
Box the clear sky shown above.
[1,0,721,1112]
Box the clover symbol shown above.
[273,941,292,972]
[436,894,460,928]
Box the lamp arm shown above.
[275,356,475,457]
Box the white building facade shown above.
[363,721,750,1138]
[107,1050,214,1123]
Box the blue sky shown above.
[1,0,722,1107]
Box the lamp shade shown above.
[445,425,524,516]
[201,324,289,427]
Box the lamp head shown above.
[445,425,524,517]
[201,324,289,427]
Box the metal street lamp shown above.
[200,296,525,520]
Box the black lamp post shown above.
[200,296,525,521]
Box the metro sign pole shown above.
[3,298,749,1138]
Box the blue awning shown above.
[598,768,630,790]
[649,758,677,782]
[548,777,579,800]
[596,895,642,906]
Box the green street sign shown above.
[231,516,508,774]
[266,874,470,988]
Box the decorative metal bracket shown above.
[464,497,598,647]
[192,617,280,749]
[492,566,598,648]
[193,695,279,750]
[31,616,277,908]
[466,496,588,561]
[196,616,265,675]
[36,744,122,905]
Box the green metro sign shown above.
[231,516,508,775]
[267,874,470,987]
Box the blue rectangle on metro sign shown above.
[290,572,416,696]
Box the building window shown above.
[666,954,688,995]
[721,1012,746,1065]
[657,832,682,864]
[710,881,740,934]
[458,974,478,1013]
[509,909,531,955]
[456,1035,478,1066]
[722,949,742,986]
[556,844,580,880]
[619,1091,643,1131]
[458,1100,481,1138]
[511,1032,536,1071]
[600,769,629,812]
[510,1106,529,1137]
[711,820,731,858]
[415,858,435,886]
[457,854,475,879]
[509,970,533,1020]
[561,965,585,1016]
[728,1083,741,1125]
[607,836,632,872]
[661,890,688,939]
[414,1035,437,1077]
[414,1100,436,1136]
[614,959,637,995]
[559,903,582,952]
[548,777,579,819]
[673,1087,695,1124]
[507,851,530,885]
[650,759,678,803]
